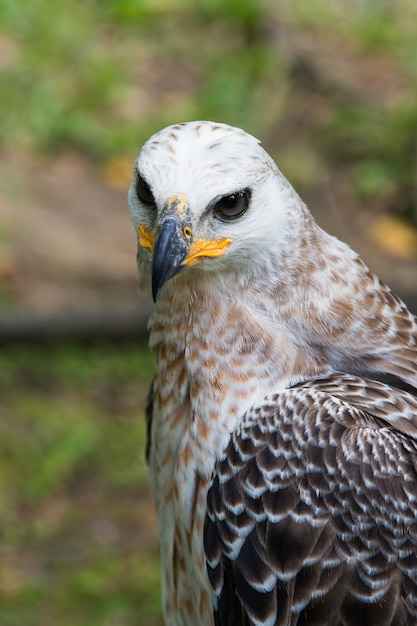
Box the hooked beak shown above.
[137,194,232,302]
[151,217,188,302]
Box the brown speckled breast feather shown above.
[129,121,417,626]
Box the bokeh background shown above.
[1,2,417,625]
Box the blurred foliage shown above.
[0,342,162,626]
[1,0,417,224]
[1,0,417,234]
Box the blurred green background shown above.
[1,1,417,625]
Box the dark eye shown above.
[213,190,250,220]
[136,174,155,206]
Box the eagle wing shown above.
[205,374,417,626]
[144,379,154,464]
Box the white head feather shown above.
[128,120,308,288]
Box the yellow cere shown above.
[138,225,154,251]
[167,193,189,222]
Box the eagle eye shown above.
[136,174,155,206]
[213,190,250,220]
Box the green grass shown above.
[0,342,162,626]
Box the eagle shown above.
[128,121,417,626]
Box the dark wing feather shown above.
[204,374,417,626]
[145,380,154,463]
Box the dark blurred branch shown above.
[0,303,152,345]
